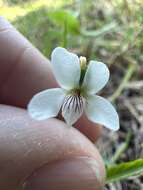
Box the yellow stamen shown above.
[80,56,87,69]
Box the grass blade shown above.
[106,159,143,184]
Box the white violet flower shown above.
[28,47,119,131]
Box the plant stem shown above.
[111,131,132,163]
[109,63,136,103]
[63,17,68,48]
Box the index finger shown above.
[0,17,57,106]
[0,17,102,141]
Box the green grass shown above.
[0,0,77,56]
[0,0,73,21]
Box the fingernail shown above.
[22,156,105,190]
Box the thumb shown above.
[0,105,105,190]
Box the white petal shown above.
[85,95,119,131]
[82,61,110,94]
[62,95,85,126]
[51,47,80,89]
[28,88,65,120]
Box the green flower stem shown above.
[63,17,68,48]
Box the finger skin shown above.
[75,115,102,142]
[23,157,104,190]
[0,17,57,106]
[0,17,101,141]
[0,105,105,190]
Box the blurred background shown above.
[0,0,143,189]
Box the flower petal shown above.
[82,61,110,94]
[85,95,119,131]
[51,47,80,89]
[28,88,65,120]
[62,95,85,126]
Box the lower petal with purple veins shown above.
[62,95,85,126]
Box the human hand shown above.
[0,17,105,190]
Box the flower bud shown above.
[80,56,87,70]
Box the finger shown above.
[75,115,102,142]
[0,17,57,106]
[0,17,102,142]
[0,104,105,190]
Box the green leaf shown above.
[106,159,143,184]
[48,10,80,35]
